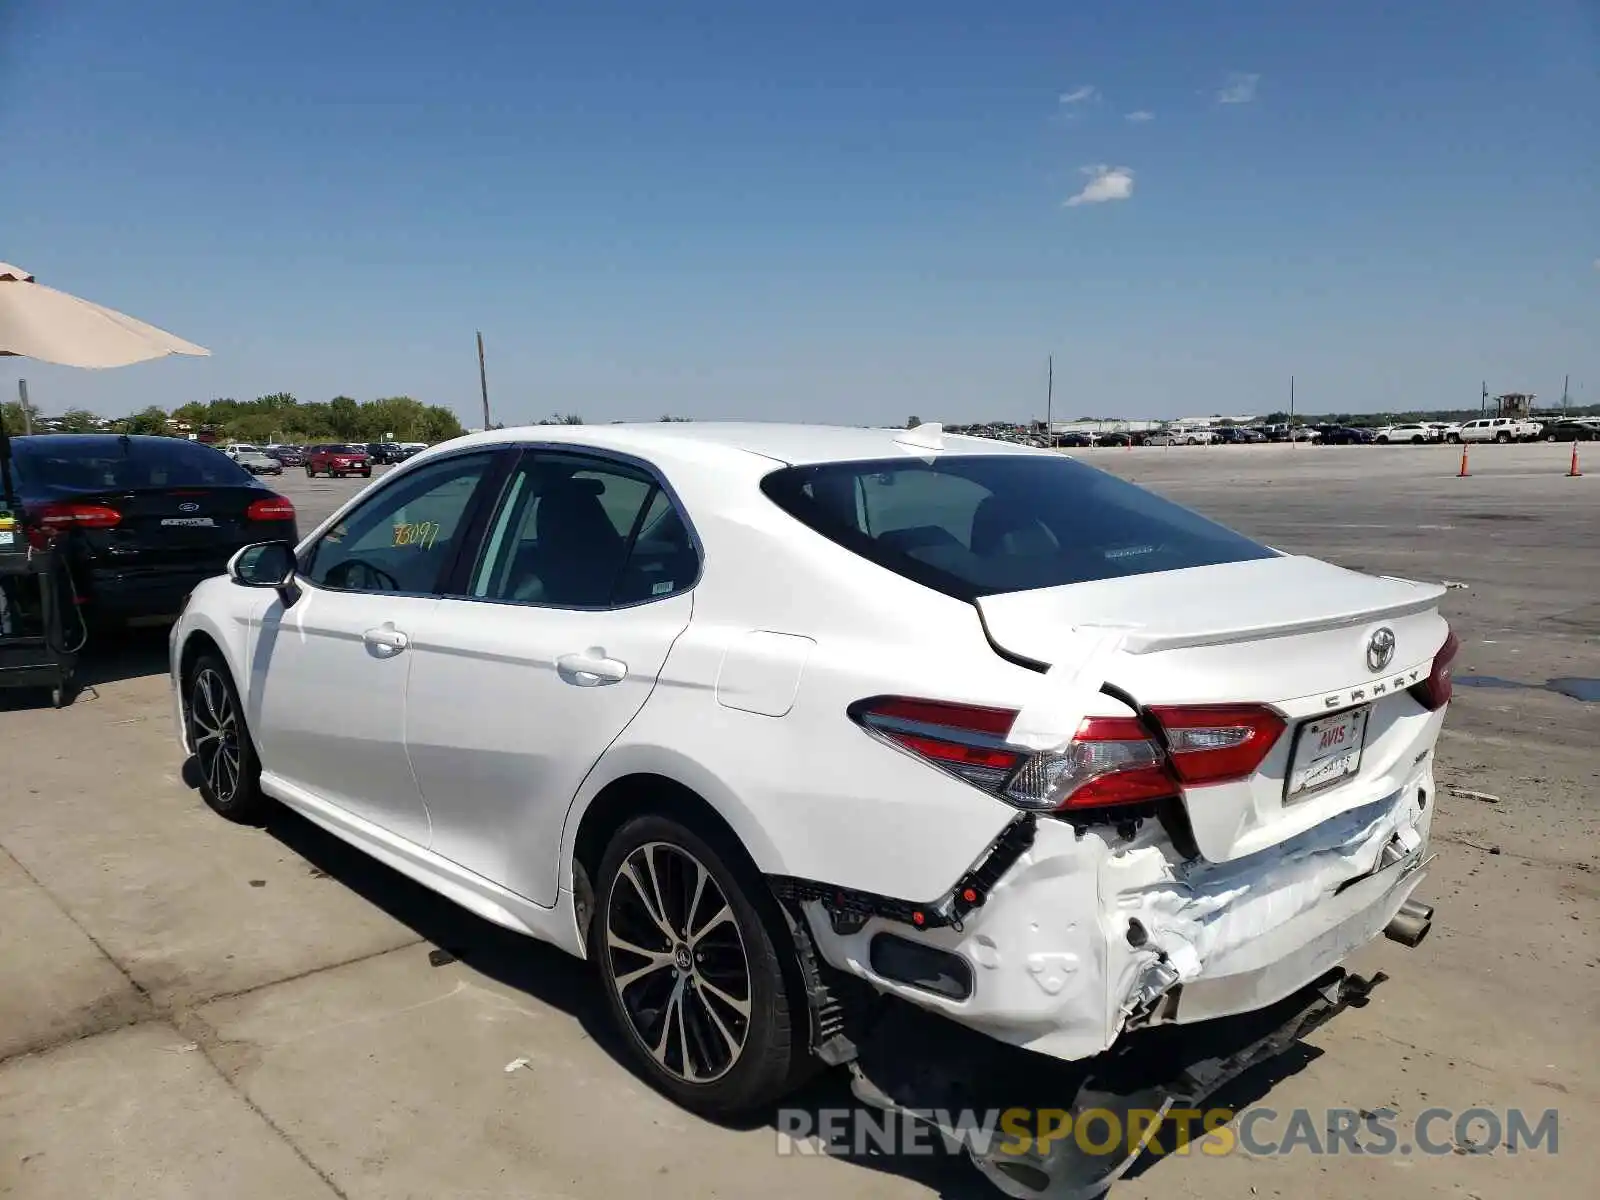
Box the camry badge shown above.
[1367,627,1397,673]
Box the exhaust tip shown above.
[1384,899,1434,948]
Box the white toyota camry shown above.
[170,421,1452,1195]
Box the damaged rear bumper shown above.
[801,767,1435,1062]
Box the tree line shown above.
[1,392,466,444]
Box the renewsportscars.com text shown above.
[776,1105,1560,1159]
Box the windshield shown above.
[11,437,256,493]
[760,454,1277,601]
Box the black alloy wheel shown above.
[186,654,269,822]
[593,814,802,1116]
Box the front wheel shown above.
[185,653,270,822]
[593,813,801,1118]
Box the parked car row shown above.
[1039,416,1597,448]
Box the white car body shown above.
[168,422,1451,1192]
[1458,416,1541,443]
[1374,423,1435,444]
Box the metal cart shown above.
[0,542,79,707]
[0,414,80,706]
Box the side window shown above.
[468,453,698,608]
[303,452,497,594]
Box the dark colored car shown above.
[6,434,298,623]
[305,444,373,478]
[266,445,305,467]
[1095,431,1144,447]
[1317,426,1376,445]
[1213,427,1266,444]
[1544,420,1597,442]
[1051,432,1095,447]
[365,442,408,464]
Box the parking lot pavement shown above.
[1,441,1596,1198]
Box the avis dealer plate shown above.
[161,517,216,527]
[1286,705,1371,800]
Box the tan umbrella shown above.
[0,261,209,368]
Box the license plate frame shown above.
[1285,704,1371,801]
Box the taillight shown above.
[1408,629,1459,711]
[851,695,1290,814]
[246,496,296,522]
[851,697,1025,791]
[1005,716,1178,810]
[1146,704,1285,785]
[851,698,1180,811]
[34,501,122,529]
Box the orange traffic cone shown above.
[1458,445,1470,477]
[1569,444,1583,477]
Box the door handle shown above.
[363,624,410,652]
[557,650,627,686]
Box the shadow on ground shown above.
[0,622,171,710]
[240,796,1339,1199]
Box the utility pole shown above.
[1562,373,1570,416]
[1289,375,1295,445]
[1046,355,1053,445]
[1481,380,1488,415]
[17,380,33,435]
[476,332,491,431]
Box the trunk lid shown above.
[977,556,1450,862]
[43,486,284,569]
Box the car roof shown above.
[427,421,1046,468]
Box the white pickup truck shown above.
[1457,416,1542,444]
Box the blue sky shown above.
[2,0,1595,425]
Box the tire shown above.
[184,653,270,823]
[592,812,801,1118]
[1447,434,1460,443]
[305,465,315,478]
[361,470,372,478]
[1496,432,1510,444]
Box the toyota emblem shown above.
[1367,627,1396,672]
[178,502,200,513]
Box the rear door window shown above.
[465,452,699,608]
[761,454,1276,601]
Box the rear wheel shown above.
[185,653,269,822]
[593,813,801,1118]
[1496,432,1511,443]
[305,465,315,477]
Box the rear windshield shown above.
[760,454,1277,600]
[10,437,255,493]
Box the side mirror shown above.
[227,541,300,605]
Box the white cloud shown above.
[1125,110,1154,122]
[1215,72,1260,104]
[1065,165,1135,207]
[1059,85,1098,104]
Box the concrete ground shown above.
[1,440,1595,1198]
